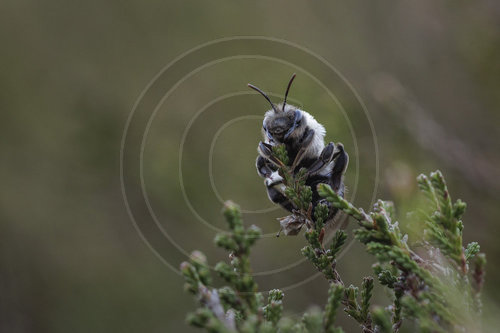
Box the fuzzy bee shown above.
[248,74,349,235]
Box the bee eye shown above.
[294,110,303,125]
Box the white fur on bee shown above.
[265,171,283,187]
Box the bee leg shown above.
[330,143,349,193]
[306,142,335,176]
[258,154,294,212]
[291,128,315,171]
[258,141,283,167]
[266,186,295,213]
[256,155,276,178]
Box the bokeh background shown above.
[1,1,499,332]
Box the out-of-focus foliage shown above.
[1,1,500,332]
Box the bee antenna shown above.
[247,83,279,113]
[282,73,297,111]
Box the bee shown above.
[248,74,349,235]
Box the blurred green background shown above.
[1,1,499,332]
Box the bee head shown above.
[248,73,305,143]
[262,105,304,142]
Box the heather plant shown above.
[180,145,486,332]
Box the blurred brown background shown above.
[1,1,499,332]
